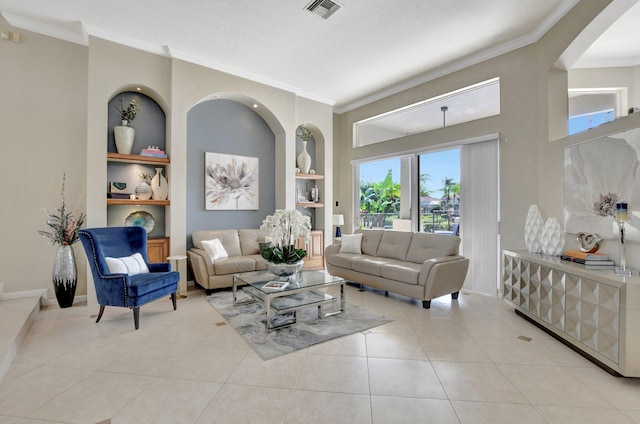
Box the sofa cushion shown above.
[192,230,242,257]
[340,233,363,254]
[213,256,256,275]
[376,231,412,261]
[326,252,361,269]
[246,254,268,270]
[380,259,421,285]
[201,238,229,262]
[239,229,267,256]
[356,229,384,256]
[352,256,388,276]
[405,233,460,263]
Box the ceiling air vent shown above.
[305,0,342,19]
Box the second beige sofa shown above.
[325,229,469,308]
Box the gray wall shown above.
[186,99,275,249]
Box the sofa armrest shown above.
[187,248,215,288]
[325,244,341,257]
[420,256,469,300]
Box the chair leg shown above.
[451,291,460,300]
[95,305,105,323]
[422,300,431,309]
[133,307,140,330]
[171,292,177,310]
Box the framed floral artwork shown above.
[205,152,259,210]
[564,125,640,241]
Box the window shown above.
[419,149,460,234]
[354,78,500,147]
[568,110,615,135]
[358,157,409,229]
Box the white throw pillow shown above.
[202,238,229,262]
[340,233,363,254]
[105,253,149,276]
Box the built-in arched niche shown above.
[106,88,169,241]
[295,123,326,231]
[185,93,285,249]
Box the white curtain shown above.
[460,138,500,295]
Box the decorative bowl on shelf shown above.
[125,210,155,233]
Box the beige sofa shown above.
[188,229,268,293]
[325,229,469,308]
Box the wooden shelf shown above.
[295,173,324,180]
[107,199,170,206]
[296,202,324,208]
[107,152,170,164]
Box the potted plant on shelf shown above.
[38,173,85,308]
[260,209,311,278]
[114,94,140,155]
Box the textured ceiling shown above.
[0,0,637,111]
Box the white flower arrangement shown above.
[259,209,311,263]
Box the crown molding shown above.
[1,11,88,45]
[166,47,335,106]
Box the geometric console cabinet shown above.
[503,249,640,377]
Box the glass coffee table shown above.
[233,269,345,332]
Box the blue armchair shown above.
[78,226,179,330]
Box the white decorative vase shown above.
[541,217,564,256]
[297,140,312,174]
[150,167,168,200]
[135,181,153,200]
[524,205,543,253]
[114,125,135,155]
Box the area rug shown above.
[206,290,392,360]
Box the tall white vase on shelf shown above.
[114,121,135,155]
[150,167,168,200]
[524,205,543,253]
[297,140,312,174]
[541,217,564,256]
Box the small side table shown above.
[167,255,188,299]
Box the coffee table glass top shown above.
[234,269,344,294]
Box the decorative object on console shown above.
[333,214,344,238]
[309,169,316,175]
[540,217,564,256]
[524,205,543,253]
[576,232,602,253]
[125,210,155,233]
[615,202,632,275]
[296,127,312,174]
[205,152,259,210]
[113,95,139,155]
[150,167,168,200]
[38,173,85,308]
[135,172,153,200]
[259,209,311,277]
[564,127,640,241]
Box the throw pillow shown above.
[202,238,229,262]
[340,233,363,254]
[105,253,149,276]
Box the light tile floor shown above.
[2,285,640,424]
